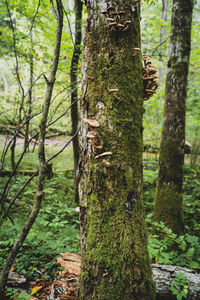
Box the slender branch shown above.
[28,0,41,36]
[63,4,75,46]
[0,126,80,226]
[50,0,58,19]
[0,134,38,210]
[151,35,170,57]
[48,86,78,124]
[5,0,25,123]
[24,73,44,99]
[0,112,41,170]
[46,126,80,163]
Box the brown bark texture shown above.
[154,0,193,234]
[70,0,83,202]
[78,0,155,299]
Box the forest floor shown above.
[5,253,81,299]
[0,136,71,148]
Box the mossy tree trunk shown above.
[154,0,193,234]
[78,1,155,299]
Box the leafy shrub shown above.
[170,272,188,300]
[0,172,80,280]
[183,165,200,236]
[148,222,200,269]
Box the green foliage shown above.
[170,272,188,300]
[143,158,158,226]
[6,287,31,300]
[148,222,200,269]
[0,172,80,281]
[183,165,200,235]
[0,0,75,136]
[144,161,200,236]
[143,161,200,270]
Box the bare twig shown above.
[28,0,41,36]
[151,35,170,57]
[5,0,25,123]
[0,133,38,211]
[63,4,75,46]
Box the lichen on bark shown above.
[78,1,155,299]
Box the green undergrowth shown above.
[0,171,80,281]
[0,157,199,284]
[143,158,200,269]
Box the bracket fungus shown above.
[95,152,112,159]
[86,131,97,139]
[106,17,115,22]
[133,47,141,57]
[101,6,131,33]
[83,118,100,128]
[86,129,103,153]
[142,56,159,100]
[90,137,103,151]
[118,11,126,17]
[102,159,111,167]
[109,88,120,100]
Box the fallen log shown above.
[6,258,200,299]
[152,263,200,299]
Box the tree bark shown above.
[70,0,83,203]
[10,136,16,171]
[158,0,170,79]
[154,0,194,234]
[24,35,34,151]
[0,0,63,296]
[78,1,155,299]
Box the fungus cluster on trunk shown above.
[101,6,132,32]
[83,118,112,166]
[143,56,159,100]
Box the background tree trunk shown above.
[158,0,170,79]
[70,0,83,203]
[78,1,155,299]
[154,0,194,234]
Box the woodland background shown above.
[0,0,200,299]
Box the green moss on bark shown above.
[78,1,155,299]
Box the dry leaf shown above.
[10,266,16,271]
[31,285,43,295]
